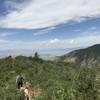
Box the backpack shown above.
[16,75,23,83]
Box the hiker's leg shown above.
[18,82,22,89]
[29,96,32,100]
[25,96,29,100]
[18,82,23,89]
[20,82,23,87]
[17,82,20,89]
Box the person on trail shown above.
[16,74,24,89]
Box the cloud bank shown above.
[0,33,100,51]
[0,0,100,29]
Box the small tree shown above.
[34,52,39,60]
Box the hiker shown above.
[16,74,24,89]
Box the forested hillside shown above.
[58,44,100,68]
[0,53,99,100]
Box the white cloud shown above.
[33,27,56,35]
[0,32,16,37]
[0,33,100,56]
[70,39,74,44]
[0,27,100,56]
[0,0,100,29]
[49,38,60,44]
[82,29,100,36]
[89,26,97,30]
[43,34,100,50]
[0,39,8,44]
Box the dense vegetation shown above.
[0,53,99,100]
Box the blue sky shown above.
[0,0,100,56]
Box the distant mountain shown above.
[59,44,100,68]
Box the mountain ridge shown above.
[59,44,100,68]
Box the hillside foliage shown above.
[0,53,99,100]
